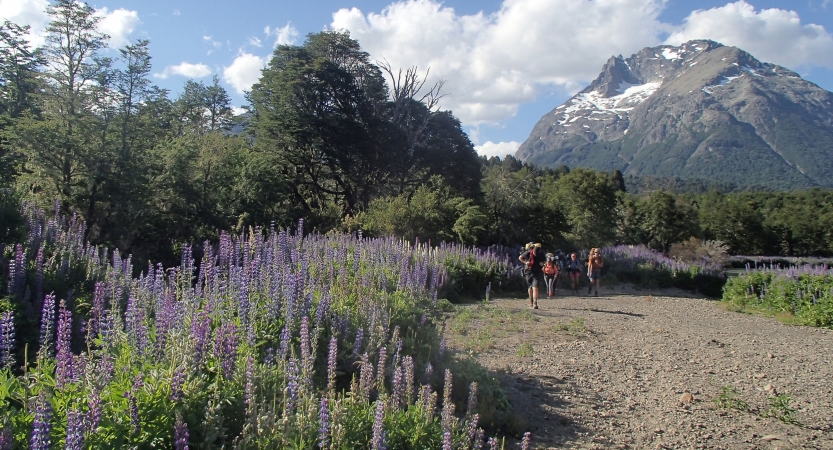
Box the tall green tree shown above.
[13,0,108,211]
[250,31,392,218]
[0,20,42,185]
[638,190,699,254]
[541,167,617,249]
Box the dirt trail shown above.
[446,286,833,449]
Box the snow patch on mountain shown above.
[662,48,681,60]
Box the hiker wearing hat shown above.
[519,242,545,309]
[587,248,604,296]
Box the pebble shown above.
[679,392,694,403]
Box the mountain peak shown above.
[516,41,833,190]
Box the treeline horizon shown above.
[2,1,832,271]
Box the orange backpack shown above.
[543,260,558,276]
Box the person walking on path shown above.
[519,243,545,309]
[543,252,561,298]
[587,248,604,296]
[565,252,583,294]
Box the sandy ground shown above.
[445,285,833,449]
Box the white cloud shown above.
[173,9,180,16]
[332,0,666,126]
[474,141,520,159]
[96,7,140,48]
[231,106,247,116]
[153,62,212,79]
[1,2,139,49]
[223,52,266,94]
[248,36,263,48]
[0,0,49,46]
[666,1,833,69]
[265,22,299,47]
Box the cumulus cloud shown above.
[154,62,211,79]
[331,0,666,125]
[223,52,266,94]
[265,22,299,47]
[1,1,139,49]
[474,141,520,159]
[0,0,50,46]
[666,1,833,69]
[96,7,140,48]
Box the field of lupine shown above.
[723,263,833,328]
[599,245,726,297]
[0,202,526,449]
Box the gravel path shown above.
[447,286,833,449]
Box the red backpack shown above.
[543,260,558,276]
[526,249,535,270]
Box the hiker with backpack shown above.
[587,248,605,296]
[519,242,545,309]
[543,252,561,298]
[565,252,583,294]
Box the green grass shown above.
[713,386,748,411]
[553,317,588,335]
[516,341,534,358]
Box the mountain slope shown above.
[516,40,833,189]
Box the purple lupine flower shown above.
[403,356,414,406]
[318,396,330,449]
[214,322,239,378]
[390,365,404,410]
[278,325,291,361]
[441,369,455,433]
[87,390,102,432]
[521,432,531,450]
[442,432,453,450]
[473,428,485,450]
[466,414,480,447]
[438,338,446,360]
[0,423,11,450]
[244,356,255,410]
[29,392,52,450]
[65,409,85,450]
[56,300,74,387]
[420,385,435,420]
[467,382,478,417]
[39,293,56,356]
[420,314,427,326]
[174,414,189,450]
[358,353,373,401]
[375,346,387,391]
[128,375,143,435]
[191,312,211,366]
[300,316,311,369]
[0,311,15,369]
[34,245,44,301]
[170,367,185,402]
[327,336,338,392]
[285,357,300,414]
[371,399,386,450]
[487,437,498,450]
[352,328,363,359]
[89,282,106,340]
[424,363,433,383]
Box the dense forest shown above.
[2,1,833,271]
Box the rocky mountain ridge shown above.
[516,40,833,189]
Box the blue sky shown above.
[3,0,833,158]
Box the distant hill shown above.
[517,40,833,190]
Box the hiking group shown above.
[519,243,604,309]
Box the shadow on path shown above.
[586,308,645,318]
